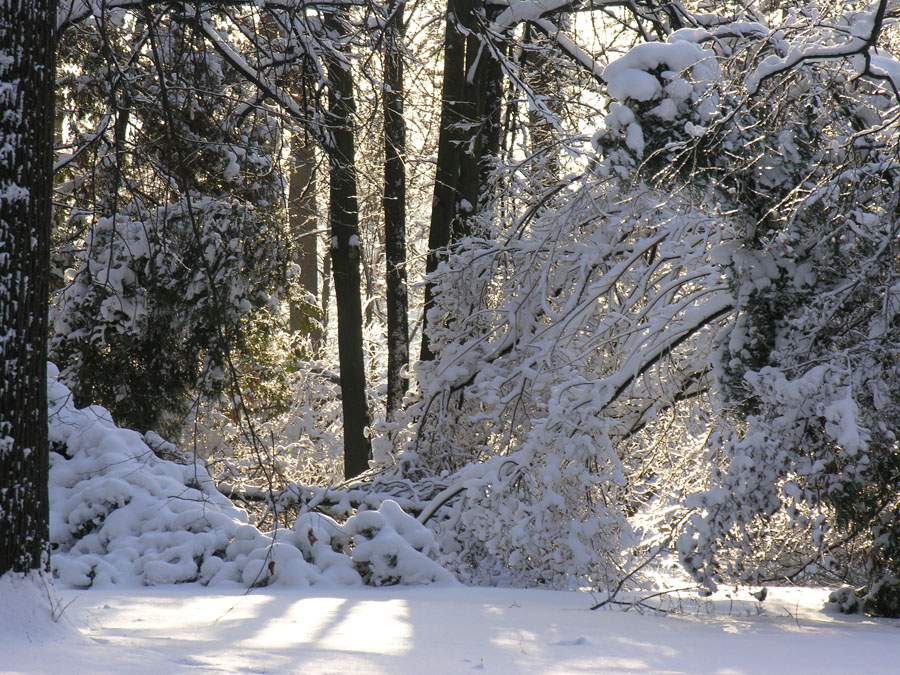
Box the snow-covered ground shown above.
[5,371,895,673]
[3,576,899,674]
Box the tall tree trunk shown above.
[0,0,55,576]
[324,11,372,478]
[288,133,322,347]
[421,0,466,362]
[421,0,502,360]
[383,0,409,419]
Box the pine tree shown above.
[50,8,295,438]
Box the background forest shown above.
[3,0,900,618]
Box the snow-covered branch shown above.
[745,0,890,95]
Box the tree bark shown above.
[383,0,409,419]
[421,0,466,362]
[421,0,503,360]
[0,0,55,576]
[324,10,372,478]
[288,133,322,347]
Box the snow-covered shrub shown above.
[405,35,733,585]
[48,364,249,587]
[344,500,454,586]
[640,8,900,615]
[194,518,349,588]
[52,13,297,440]
[221,524,331,588]
[414,180,730,587]
[419,448,631,588]
[594,35,721,176]
[50,196,294,439]
[49,366,452,588]
[406,6,900,602]
[189,358,344,505]
[200,502,453,588]
[291,512,362,585]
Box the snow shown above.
[607,68,661,102]
[493,0,574,29]
[45,366,450,590]
[602,41,714,103]
[16,372,899,670]
[868,51,900,92]
[603,42,710,83]
[3,578,900,674]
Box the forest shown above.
[2,0,900,622]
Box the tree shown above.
[383,0,409,419]
[288,133,322,345]
[323,7,372,477]
[600,2,900,616]
[420,0,503,360]
[398,3,727,586]
[50,2,376,478]
[50,8,295,439]
[0,0,56,576]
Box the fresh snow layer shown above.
[46,363,449,590]
[3,580,899,674]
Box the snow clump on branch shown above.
[596,35,719,166]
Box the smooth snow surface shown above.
[3,579,899,674]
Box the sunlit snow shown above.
[4,575,900,674]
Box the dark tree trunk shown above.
[0,0,55,576]
[421,1,466,362]
[477,31,504,195]
[324,10,372,478]
[421,0,503,360]
[383,0,409,419]
[288,133,322,347]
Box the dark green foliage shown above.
[51,199,294,437]
[50,10,296,437]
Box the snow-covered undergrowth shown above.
[47,364,453,588]
[401,33,729,588]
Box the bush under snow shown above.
[47,364,453,588]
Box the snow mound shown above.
[595,39,720,167]
[47,365,455,588]
[48,363,250,587]
[601,41,716,103]
[0,572,77,645]
[345,500,456,586]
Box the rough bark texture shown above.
[383,0,409,419]
[325,11,372,478]
[288,134,321,347]
[0,0,55,576]
[421,0,502,360]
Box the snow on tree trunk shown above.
[0,0,56,576]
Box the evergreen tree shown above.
[51,8,295,438]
